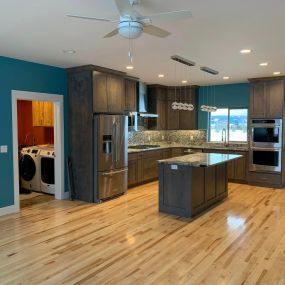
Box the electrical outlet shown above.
[0,145,8,153]
[190,136,194,141]
[148,136,151,141]
[162,135,165,140]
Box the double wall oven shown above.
[249,119,282,173]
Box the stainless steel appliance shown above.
[249,119,282,173]
[94,114,128,201]
[250,119,282,148]
[249,147,281,173]
[127,82,158,131]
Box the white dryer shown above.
[19,147,41,192]
[40,146,55,195]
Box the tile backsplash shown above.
[128,130,207,145]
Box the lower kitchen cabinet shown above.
[202,149,248,183]
[128,147,248,188]
[128,153,139,187]
[128,148,187,188]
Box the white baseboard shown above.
[0,205,19,217]
[63,191,70,200]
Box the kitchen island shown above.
[158,153,242,218]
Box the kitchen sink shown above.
[129,144,161,150]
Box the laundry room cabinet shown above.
[32,101,54,127]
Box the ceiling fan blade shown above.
[143,25,171,38]
[67,14,119,23]
[142,10,192,23]
[104,29,119,38]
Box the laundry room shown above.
[17,100,55,207]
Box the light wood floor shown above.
[1,182,285,285]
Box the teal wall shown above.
[198,83,250,130]
[0,56,67,208]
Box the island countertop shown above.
[158,153,242,167]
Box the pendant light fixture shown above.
[171,55,195,112]
[200,66,218,113]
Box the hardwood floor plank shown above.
[1,182,285,284]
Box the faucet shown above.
[222,128,227,146]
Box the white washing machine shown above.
[19,146,41,192]
[39,146,55,195]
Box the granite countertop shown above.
[128,142,249,153]
[158,153,242,167]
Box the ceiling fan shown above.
[67,0,192,39]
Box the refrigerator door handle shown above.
[115,122,119,162]
[112,122,116,163]
[102,168,128,176]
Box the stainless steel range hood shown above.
[137,82,158,118]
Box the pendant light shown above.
[200,66,218,113]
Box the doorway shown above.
[12,90,65,212]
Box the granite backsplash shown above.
[128,130,207,145]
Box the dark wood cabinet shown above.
[125,79,137,111]
[141,150,163,182]
[171,148,184,157]
[147,86,167,130]
[167,86,198,130]
[202,149,248,183]
[147,85,198,130]
[93,71,108,113]
[93,71,125,114]
[216,163,227,197]
[67,65,127,202]
[249,79,284,118]
[107,75,124,113]
[128,148,189,188]
[128,153,138,187]
[266,80,284,118]
[159,162,228,218]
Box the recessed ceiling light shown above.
[273,71,281,75]
[240,49,252,54]
[259,62,268,67]
[63,49,76,54]
[181,80,188,84]
[158,74,165,78]
[223,76,230,80]
[126,65,134,70]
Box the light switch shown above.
[0,145,8,153]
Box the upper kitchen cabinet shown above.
[93,71,125,114]
[125,78,138,112]
[32,101,54,127]
[249,77,285,119]
[166,88,180,130]
[167,86,198,130]
[148,85,167,130]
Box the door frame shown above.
[11,90,66,212]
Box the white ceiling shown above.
[1,0,285,85]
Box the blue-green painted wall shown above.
[0,56,67,208]
[198,83,250,130]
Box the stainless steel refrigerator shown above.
[94,114,128,202]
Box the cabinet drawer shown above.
[141,149,163,159]
[248,172,281,186]
[128,153,138,162]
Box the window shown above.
[209,108,248,142]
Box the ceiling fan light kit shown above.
[67,0,192,39]
[118,21,143,39]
